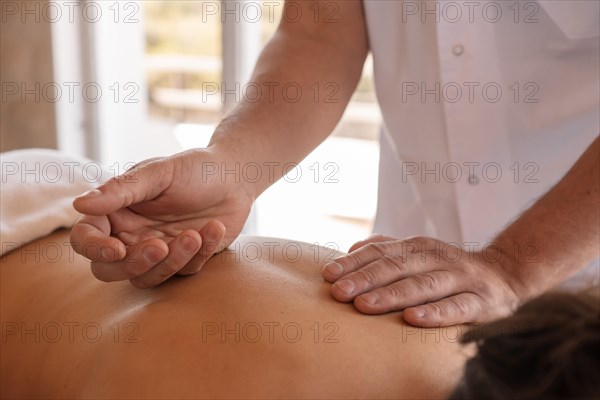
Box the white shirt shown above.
[364,1,599,285]
[364,0,599,242]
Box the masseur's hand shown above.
[322,235,523,327]
[70,148,253,288]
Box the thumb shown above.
[73,159,172,215]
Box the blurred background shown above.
[1,0,381,250]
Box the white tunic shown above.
[364,0,599,242]
[363,1,599,285]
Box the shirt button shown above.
[452,44,464,56]
[468,175,479,185]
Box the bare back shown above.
[1,231,470,399]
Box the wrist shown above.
[490,235,545,303]
[201,142,261,202]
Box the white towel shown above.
[0,148,110,256]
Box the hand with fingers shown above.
[322,235,524,327]
[70,148,254,288]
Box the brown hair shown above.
[450,290,600,400]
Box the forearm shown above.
[494,136,600,300]
[208,0,368,198]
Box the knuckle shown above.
[119,160,152,182]
[365,242,387,257]
[460,260,477,274]
[441,244,462,262]
[382,284,406,301]
[400,238,423,254]
[381,254,406,271]
[353,268,379,287]
[449,297,471,316]
[103,175,135,202]
[471,278,492,298]
[103,176,122,188]
[428,302,447,318]
[120,188,135,208]
[414,272,438,293]
[344,247,378,270]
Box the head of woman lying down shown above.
[1,231,598,399]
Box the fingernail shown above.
[324,262,344,276]
[79,189,101,198]
[334,279,355,296]
[181,235,198,253]
[142,247,163,264]
[205,226,222,242]
[360,292,380,305]
[101,247,115,260]
[412,307,425,318]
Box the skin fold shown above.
[1,231,470,399]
